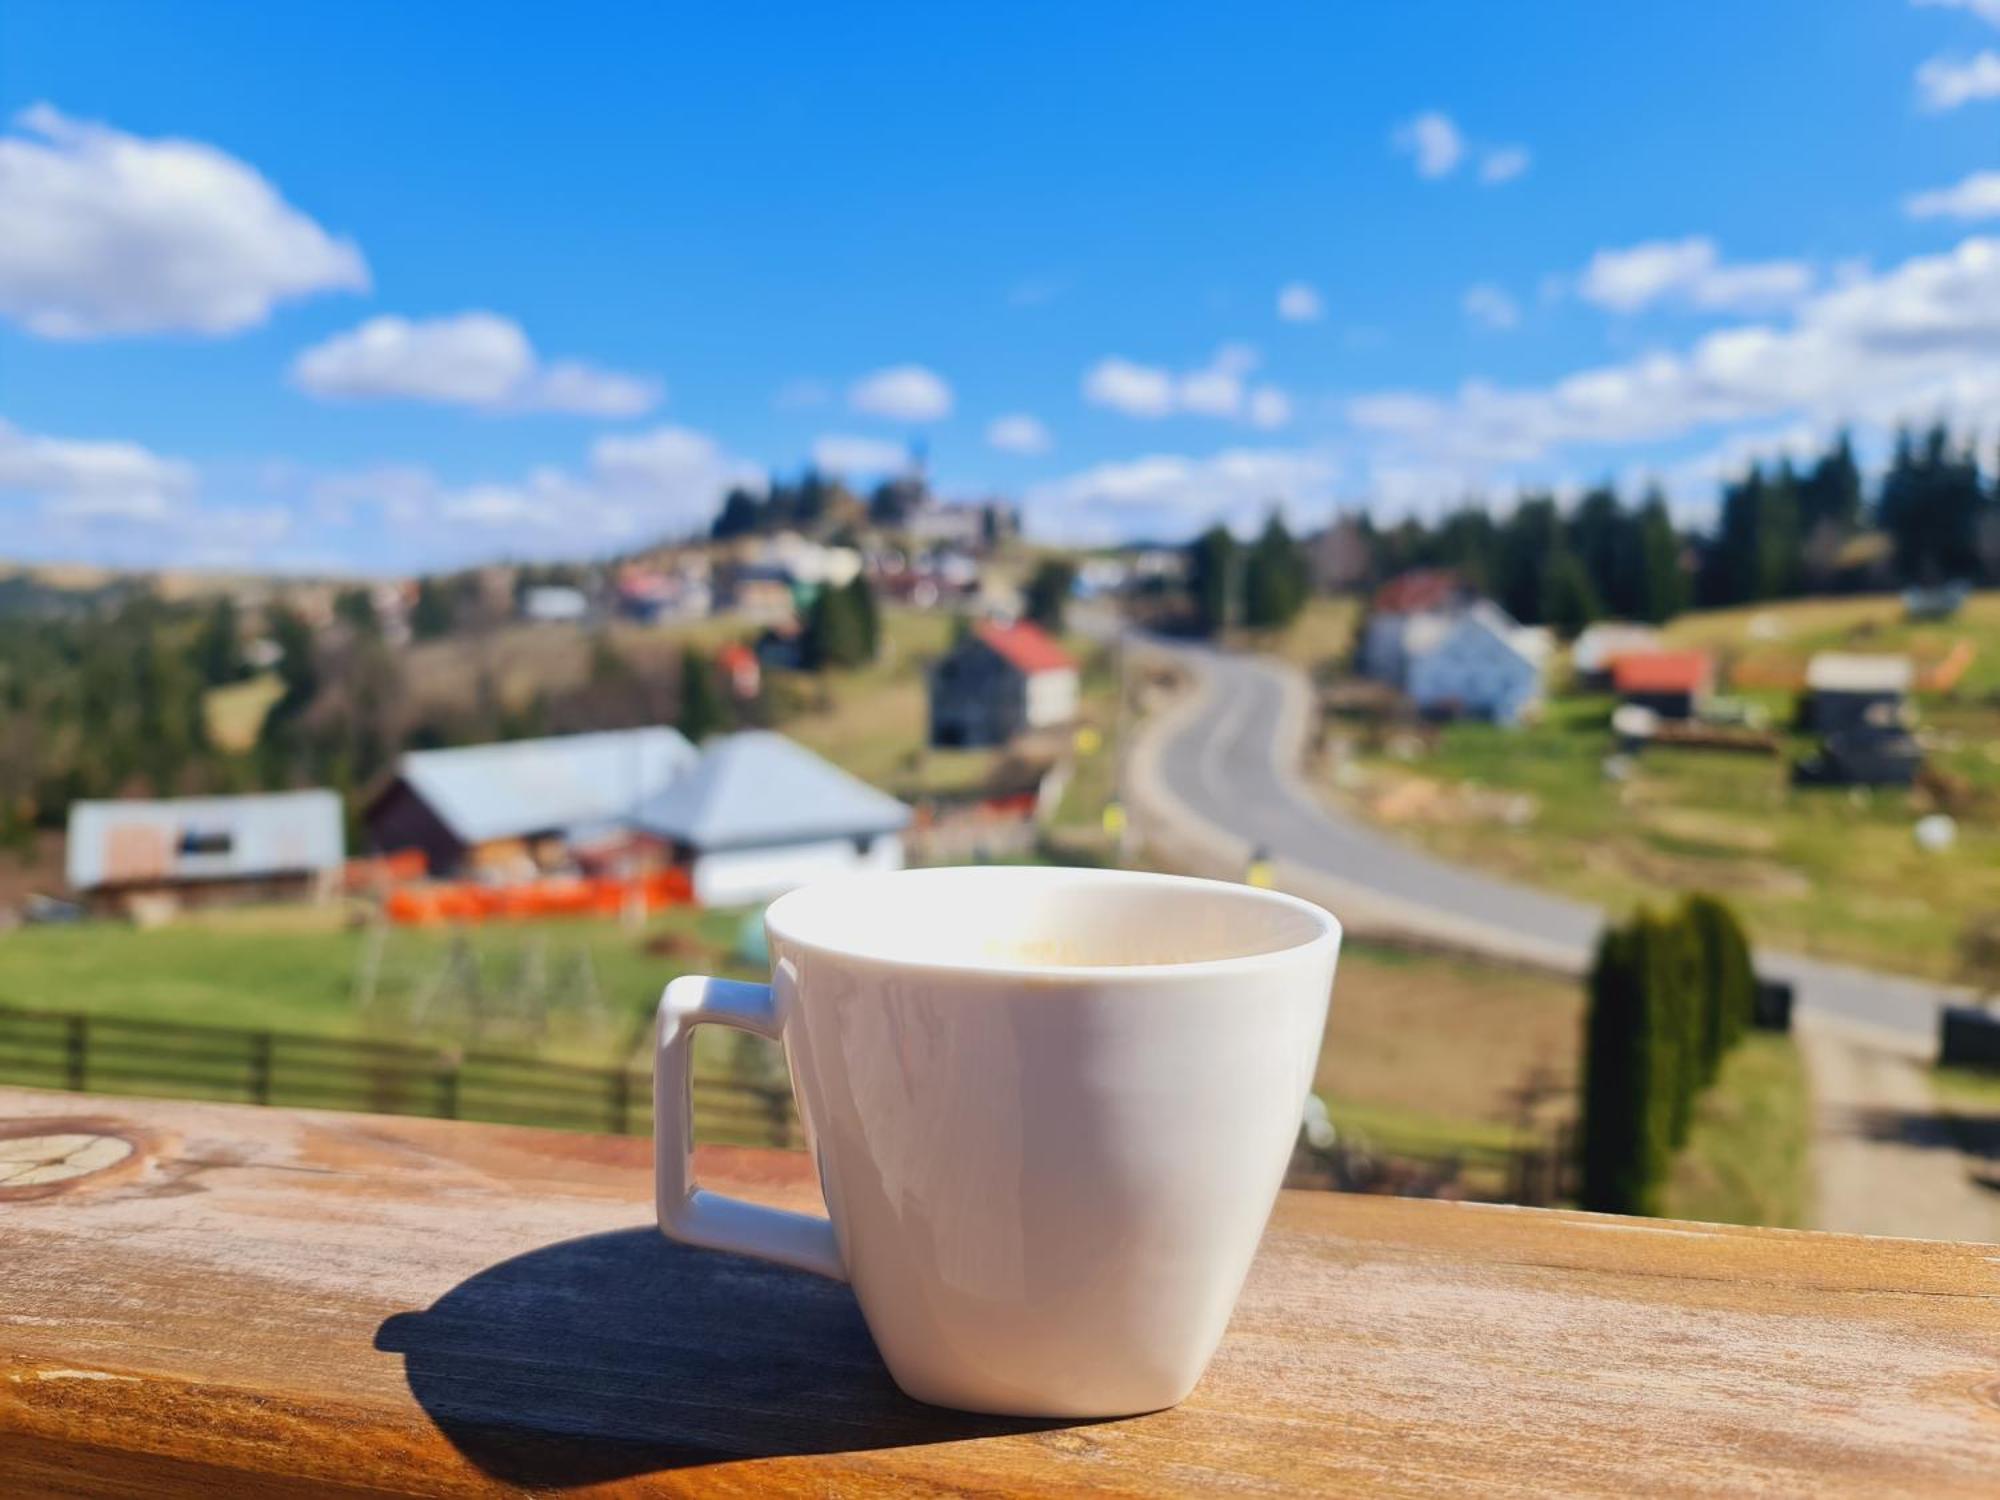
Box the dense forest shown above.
[1347,422,2000,631]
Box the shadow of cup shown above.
[374,1226,1074,1487]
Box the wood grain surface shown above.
[3,1084,1999,1497]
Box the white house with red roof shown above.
[927,619,1080,748]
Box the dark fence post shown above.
[65,1015,88,1093]
[250,1032,274,1106]
[609,1069,631,1136]
[435,1063,459,1120]
[767,1084,790,1148]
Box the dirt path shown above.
[1798,1017,2000,1243]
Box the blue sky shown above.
[3,1,2000,572]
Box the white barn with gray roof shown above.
[636,731,910,906]
[67,789,344,909]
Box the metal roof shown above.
[392,727,697,846]
[635,731,910,851]
[1806,652,1914,694]
[66,789,344,892]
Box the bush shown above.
[1580,895,1757,1215]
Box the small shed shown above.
[928,620,1080,748]
[1802,653,1913,735]
[636,731,910,906]
[1611,651,1714,721]
[1572,622,1663,690]
[66,790,344,913]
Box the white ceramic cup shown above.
[654,865,1340,1418]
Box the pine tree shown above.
[1243,516,1309,629]
[1539,547,1603,637]
[1186,525,1238,635]
[1681,893,1755,1081]
[1025,558,1077,634]
[1634,489,1687,623]
[677,648,727,743]
[843,574,880,661]
[803,584,868,670]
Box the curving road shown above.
[1148,644,1957,1047]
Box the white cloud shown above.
[1277,281,1325,322]
[1246,387,1294,430]
[986,413,1052,454]
[1082,345,1289,428]
[1906,168,2000,219]
[1463,283,1521,330]
[1083,357,1177,418]
[0,417,196,522]
[1350,234,2000,473]
[1916,51,2000,110]
[848,364,953,422]
[290,312,660,416]
[1393,111,1465,178]
[1577,236,1814,314]
[1023,447,1337,542]
[0,104,367,338]
[811,434,910,474]
[1915,0,2000,25]
[2,420,761,571]
[1478,145,1532,185]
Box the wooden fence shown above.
[0,1003,798,1147]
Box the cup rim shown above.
[762,865,1341,982]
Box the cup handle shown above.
[654,972,845,1280]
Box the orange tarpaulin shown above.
[382,868,693,925]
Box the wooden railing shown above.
[4,1087,1997,1495]
[0,1002,797,1146]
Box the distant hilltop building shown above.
[66,790,344,915]
[1571,622,1664,690]
[928,620,1080,748]
[1610,650,1715,721]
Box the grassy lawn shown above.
[1240,597,1360,680]
[1312,938,1582,1161]
[201,671,285,752]
[1662,1034,1813,1228]
[1329,592,2000,978]
[0,901,763,1070]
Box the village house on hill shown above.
[66,790,344,916]
[1360,571,1549,726]
[362,727,698,879]
[1801,653,1914,734]
[928,620,1080,748]
[635,731,910,905]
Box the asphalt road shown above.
[1153,644,1957,1046]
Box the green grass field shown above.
[0,902,763,1070]
[1662,1034,1813,1229]
[1333,592,2000,978]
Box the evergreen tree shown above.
[1025,557,1077,635]
[1681,893,1755,1086]
[677,648,727,742]
[1634,490,1687,623]
[803,584,869,669]
[1878,423,1984,583]
[843,573,880,661]
[194,596,245,686]
[1800,430,1863,535]
[1186,525,1238,635]
[1581,919,1670,1216]
[1243,516,1309,629]
[1539,546,1604,638]
[1497,496,1561,624]
[410,578,453,640]
[334,586,380,635]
